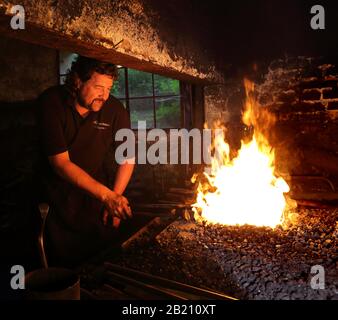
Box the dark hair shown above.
[65,55,118,96]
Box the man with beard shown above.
[37,55,135,267]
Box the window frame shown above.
[114,67,182,129]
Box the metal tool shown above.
[104,262,237,300]
[38,203,50,269]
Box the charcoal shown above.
[83,207,338,300]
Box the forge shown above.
[0,0,337,301]
[77,186,337,300]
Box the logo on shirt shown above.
[93,120,110,130]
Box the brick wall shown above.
[256,57,338,114]
[255,57,338,182]
[204,56,338,189]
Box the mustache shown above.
[90,98,105,108]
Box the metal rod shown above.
[105,271,188,300]
[282,175,336,192]
[104,262,237,300]
[38,203,49,269]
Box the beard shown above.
[76,91,105,112]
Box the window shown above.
[112,68,181,129]
[59,52,181,129]
[59,52,78,84]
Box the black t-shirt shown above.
[37,85,131,266]
[38,85,130,175]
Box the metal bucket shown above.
[25,267,80,300]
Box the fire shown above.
[191,79,290,228]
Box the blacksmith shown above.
[38,55,135,266]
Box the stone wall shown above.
[0,35,58,101]
[0,0,224,84]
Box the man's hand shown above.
[102,209,121,228]
[102,190,132,221]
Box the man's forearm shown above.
[53,160,110,202]
[113,162,135,195]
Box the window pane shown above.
[60,75,67,85]
[155,96,181,128]
[111,68,126,98]
[154,75,179,96]
[59,52,78,75]
[129,98,154,129]
[128,69,153,97]
[59,51,78,85]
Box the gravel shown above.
[107,207,338,300]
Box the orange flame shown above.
[191,79,290,228]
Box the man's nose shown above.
[96,87,104,97]
[103,88,110,100]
